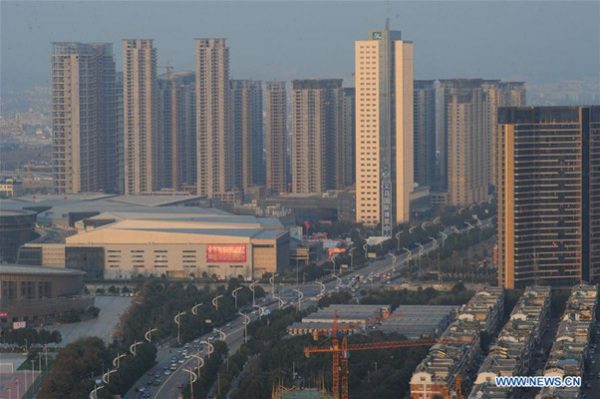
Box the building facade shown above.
[290,79,343,194]
[0,265,91,328]
[195,38,232,197]
[123,39,159,195]
[341,88,356,187]
[497,106,600,289]
[265,81,287,196]
[355,21,414,234]
[158,71,196,190]
[413,80,436,189]
[231,80,264,193]
[51,42,118,194]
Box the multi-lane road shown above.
[123,221,486,398]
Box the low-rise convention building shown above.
[0,264,92,328]
[20,210,289,280]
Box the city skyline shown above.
[2,1,599,92]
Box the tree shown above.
[85,306,100,318]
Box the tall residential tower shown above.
[355,21,414,234]
[290,79,343,194]
[158,71,196,191]
[51,42,118,194]
[195,38,232,197]
[497,106,600,289]
[265,82,287,196]
[231,80,264,193]
[122,39,158,195]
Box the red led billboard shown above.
[206,244,247,263]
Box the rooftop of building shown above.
[0,264,84,276]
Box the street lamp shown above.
[363,243,368,260]
[333,275,342,290]
[183,368,198,398]
[409,226,417,234]
[190,354,205,377]
[269,274,279,298]
[395,231,402,252]
[102,368,117,384]
[465,221,474,231]
[212,295,223,311]
[292,288,304,310]
[174,311,187,345]
[214,328,226,341]
[254,304,266,318]
[316,280,325,297]
[439,231,448,247]
[232,287,243,308]
[249,281,258,307]
[200,340,214,359]
[238,312,250,343]
[428,236,438,249]
[112,353,127,368]
[144,327,158,343]
[349,247,356,269]
[89,384,104,399]
[129,341,143,356]
[192,302,204,315]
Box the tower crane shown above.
[303,309,462,399]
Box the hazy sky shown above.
[1,1,599,90]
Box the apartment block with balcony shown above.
[410,286,505,399]
[537,284,597,398]
[469,286,551,398]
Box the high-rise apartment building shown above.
[265,82,287,196]
[231,80,264,192]
[116,72,124,194]
[290,79,343,195]
[158,71,196,190]
[355,22,414,234]
[342,88,356,187]
[51,42,118,194]
[497,106,600,289]
[438,79,488,206]
[195,38,231,197]
[122,39,158,195]
[439,79,526,203]
[413,80,436,188]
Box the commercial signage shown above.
[382,182,392,237]
[0,312,8,318]
[13,321,26,330]
[206,244,247,263]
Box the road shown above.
[124,220,489,398]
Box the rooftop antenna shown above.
[386,1,390,31]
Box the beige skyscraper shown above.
[195,38,231,197]
[265,82,287,196]
[51,42,118,194]
[291,79,343,195]
[355,22,414,234]
[231,80,264,193]
[123,39,158,195]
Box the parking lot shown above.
[47,295,132,345]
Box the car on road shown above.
[153,379,161,386]
[143,392,151,398]
[164,370,171,376]
[146,379,153,385]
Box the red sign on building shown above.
[206,244,247,263]
[0,312,8,318]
